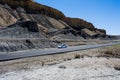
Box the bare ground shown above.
[0,44,120,80]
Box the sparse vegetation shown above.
[64,17,96,31]
[41,61,44,66]
[0,0,65,19]
[99,44,120,58]
[0,44,120,74]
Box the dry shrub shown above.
[114,66,120,71]
[99,44,120,58]
[75,54,81,59]
[104,51,113,55]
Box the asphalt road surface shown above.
[0,42,120,61]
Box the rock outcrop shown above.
[0,2,107,52]
[0,4,17,27]
[0,2,106,39]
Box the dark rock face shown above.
[25,39,35,49]
[0,20,46,39]
[7,20,39,32]
[19,21,39,32]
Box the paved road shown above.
[0,42,120,61]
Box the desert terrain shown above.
[0,1,119,80]
[0,44,120,80]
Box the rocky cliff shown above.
[0,0,106,39]
[0,1,107,52]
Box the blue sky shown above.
[35,0,120,35]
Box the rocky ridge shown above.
[0,2,107,52]
[0,2,106,39]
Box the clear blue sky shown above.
[35,0,120,35]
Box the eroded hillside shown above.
[0,0,107,52]
[0,0,106,38]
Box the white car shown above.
[58,44,67,48]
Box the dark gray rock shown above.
[18,20,39,32]
[58,65,66,69]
